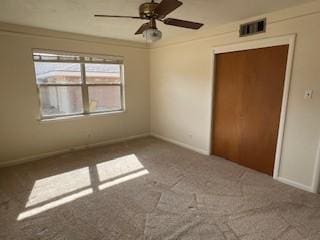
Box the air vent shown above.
[240,18,266,37]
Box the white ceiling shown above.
[0,0,315,42]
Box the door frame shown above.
[209,34,296,179]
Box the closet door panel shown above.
[212,51,246,162]
[212,45,289,176]
[238,45,289,175]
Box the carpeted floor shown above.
[1,137,320,240]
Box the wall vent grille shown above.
[240,18,266,37]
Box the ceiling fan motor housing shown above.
[139,2,159,19]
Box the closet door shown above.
[212,51,246,162]
[212,45,289,175]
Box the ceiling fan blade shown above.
[94,14,141,19]
[135,22,151,35]
[163,18,204,29]
[155,0,183,19]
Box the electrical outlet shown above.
[304,89,313,100]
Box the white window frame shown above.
[32,50,125,120]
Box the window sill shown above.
[38,110,126,123]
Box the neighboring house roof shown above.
[37,71,119,80]
[35,63,120,81]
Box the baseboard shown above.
[0,133,150,168]
[276,176,313,193]
[3,131,316,194]
[151,133,317,193]
[150,132,209,155]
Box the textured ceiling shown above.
[0,0,315,42]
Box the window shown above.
[33,51,124,120]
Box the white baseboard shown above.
[0,133,150,168]
[151,132,318,193]
[276,176,313,193]
[150,132,209,155]
[2,131,316,194]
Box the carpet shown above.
[0,137,320,239]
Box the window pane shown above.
[39,86,83,117]
[85,64,121,84]
[34,62,81,84]
[88,86,122,112]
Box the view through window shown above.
[33,51,124,119]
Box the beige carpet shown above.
[0,137,320,240]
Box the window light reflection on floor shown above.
[26,167,91,208]
[17,154,148,221]
[96,154,145,182]
[98,169,149,190]
[17,188,93,221]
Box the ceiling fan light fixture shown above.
[94,0,204,42]
[143,28,162,42]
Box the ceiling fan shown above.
[94,0,204,42]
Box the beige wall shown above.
[0,25,150,165]
[150,1,320,191]
[0,1,320,193]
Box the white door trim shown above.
[209,34,296,180]
[311,140,320,193]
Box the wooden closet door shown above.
[212,51,246,162]
[212,45,289,175]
